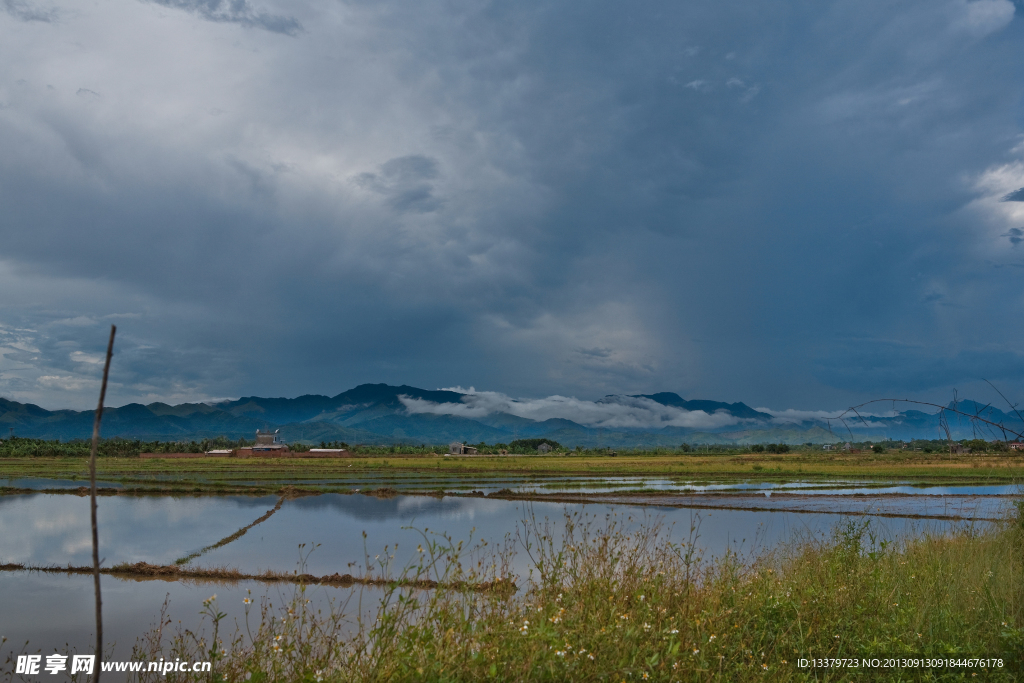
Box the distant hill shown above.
[632,393,773,420]
[1,385,1019,446]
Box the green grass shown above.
[130,506,1024,681]
[2,452,1023,494]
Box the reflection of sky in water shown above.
[0,492,982,667]
[8,475,1022,499]
[0,494,280,566]
[0,491,961,575]
[0,571,371,664]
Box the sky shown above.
[2,0,1024,412]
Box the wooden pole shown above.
[90,326,115,682]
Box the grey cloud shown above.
[1,0,1024,412]
[146,0,301,35]
[2,0,55,21]
[1001,187,1024,201]
[353,155,443,214]
[1003,227,1024,244]
[814,345,1024,394]
[576,347,613,359]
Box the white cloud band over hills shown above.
[399,389,912,431]
[400,388,750,430]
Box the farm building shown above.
[253,429,287,452]
[449,442,479,455]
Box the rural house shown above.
[253,429,287,452]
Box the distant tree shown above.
[509,438,562,453]
[872,444,885,454]
[750,444,765,453]
[679,443,692,453]
[965,439,989,453]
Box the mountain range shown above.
[1,383,1020,446]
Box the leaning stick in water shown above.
[90,326,115,682]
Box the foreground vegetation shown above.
[126,506,1024,681]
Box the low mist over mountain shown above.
[1,384,1019,447]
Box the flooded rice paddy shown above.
[0,476,1017,670]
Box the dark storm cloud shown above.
[813,342,1024,393]
[146,0,301,35]
[0,0,1022,411]
[1003,227,1024,244]
[353,155,443,214]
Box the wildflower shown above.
[709,635,716,642]
[643,622,652,632]
[275,635,283,642]
[762,664,768,670]
[556,650,566,657]
[417,545,423,553]
[588,654,595,661]
[639,595,645,601]
[315,671,324,683]
[672,662,678,670]
[642,673,649,680]
[693,649,700,655]
[668,629,679,634]
[243,597,252,605]
[203,594,217,605]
